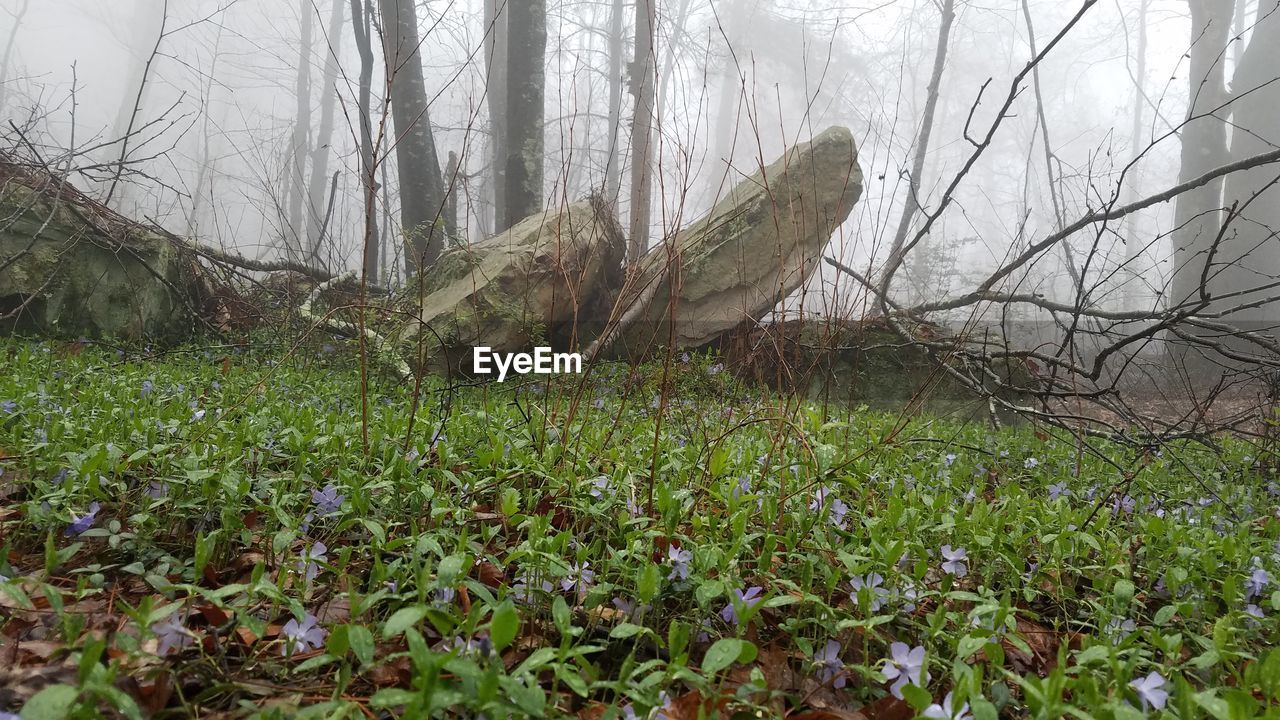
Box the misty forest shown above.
[3,0,1280,717]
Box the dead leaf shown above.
[861,695,914,720]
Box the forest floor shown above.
[0,337,1277,719]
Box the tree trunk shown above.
[1216,0,1280,327]
[484,0,508,232]
[378,0,445,275]
[627,0,657,265]
[603,0,626,204]
[878,0,956,310]
[444,150,459,243]
[1169,0,1233,311]
[351,0,380,283]
[0,0,30,112]
[305,0,346,269]
[503,0,546,231]
[105,0,168,210]
[288,0,314,264]
[1123,0,1150,309]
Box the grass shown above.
[0,336,1278,719]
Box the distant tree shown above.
[603,0,625,204]
[287,0,315,264]
[0,0,30,112]
[627,0,656,264]
[483,0,508,233]
[304,0,346,269]
[502,0,546,231]
[378,0,446,275]
[350,0,380,282]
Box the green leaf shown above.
[370,688,420,708]
[20,684,80,720]
[383,606,429,639]
[702,638,750,675]
[1194,690,1231,720]
[1153,605,1177,626]
[970,698,999,720]
[1114,579,1135,605]
[490,601,520,651]
[610,622,646,639]
[348,624,376,665]
[901,683,932,710]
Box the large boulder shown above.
[399,197,624,374]
[0,163,200,343]
[615,126,862,353]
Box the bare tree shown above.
[602,0,625,204]
[1169,0,1233,311]
[287,0,315,263]
[304,0,346,269]
[350,0,380,282]
[627,0,656,264]
[878,0,956,308]
[378,0,445,274]
[502,0,546,230]
[484,0,508,233]
[0,0,30,111]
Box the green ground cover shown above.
[0,338,1277,719]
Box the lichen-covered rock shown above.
[0,168,198,343]
[616,126,862,353]
[399,198,624,374]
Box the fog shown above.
[0,0,1272,336]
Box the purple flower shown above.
[589,475,612,499]
[815,640,846,688]
[562,561,596,599]
[513,573,554,604]
[943,453,958,467]
[719,586,764,626]
[732,476,751,500]
[65,502,101,537]
[1047,482,1070,501]
[1246,567,1270,599]
[281,612,327,655]
[151,615,194,656]
[924,692,972,720]
[593,397,605,410]
[707,363,723,375]
[809,486,832,512]
[1,400,16,414]
[434,587,456,606]
[296,542,327,583]
[311,484,344,515]
[1129,671,1169,711]
[829,498,850,529]
[941,545,968,577]
[882,642,930,699]
[850,573,889,613]
[612,596,649,621]
[1024,457,1039,470]
[667,546,693,581]
[899,582,920,614]
[146,481,168,499]
[1105,617,1137,640]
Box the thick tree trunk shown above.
[1169,0,1233,311]
[1216,1,1280,326]
[484,0,508,232]
[351,0,380,282]
[305,0,346,269]
[378,0,445,275]
[288,0,314,264]
[627,0,657,264]
[502,0,546,231]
